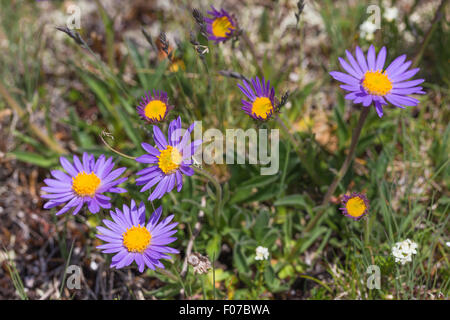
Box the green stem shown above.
[304,107,370,233]
[193,167,222,229]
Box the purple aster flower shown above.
[96,200,179,272]
[339,192,370,220]
[204,6,236,43]
[40,153,128,216]
[238,76,276,121]
[330,45,425,118]
[135,116,202,201]
[137,90,173,124]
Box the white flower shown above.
[446,242,450,248]
[383,7,399,22]
[255,246,269,261]
[392,239,418,265]
[90,260,98,271]
[359,20,378,41]
[289,72,300,82]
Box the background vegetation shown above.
[0,0,448,300]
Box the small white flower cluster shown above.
[392,239,418,265]
[359,20,378,41]
[383,7,399,22]
[359,4,399,41]
[255,246,269,261]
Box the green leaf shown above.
[262,229,279,248]
[8,151,57,168]
[274,194,309,209]
[278,264,295,280]
[264,265,282,291]
[206,233,221,262]
[233,244,249,276]
[229,174,279,204]
[115,105,141,146]
[238,174,279,189]
[254,211,270,242]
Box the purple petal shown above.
[392,68,420,83]
[367,45,376,70]
[375,46,387,71]
[153,126,168,150]
[385,54,407,75]
[345,50,364,77]
[355,46,369,72]
[393,79,425,88]
[338,57,362,79]
[60,157,78,176]
[136,155,158,164]
[141,143,160,156]
[329,71,360,85]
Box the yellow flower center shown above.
[157,145,183,174]
[252,97,273,119]
[144,100,167,121]
[122,225,151,253]
[212,16,234,38]
[72,171,101,197]
[346,197,367,218]
[362,70,393,96]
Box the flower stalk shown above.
[99,132,137,160]
[304,106,370,233]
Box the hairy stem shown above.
[99,132,136,160]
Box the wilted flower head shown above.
[330,45,425,117]
[392,239,418,265]
[204,6,236,43]
[96,200,179,272]
[135,116,202,201]
[339,192,369,220]
[255,246,269,261]
[137,90,173,124]
[238,76,276,121]
[41,153,127,215]
[187,252,212,274]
